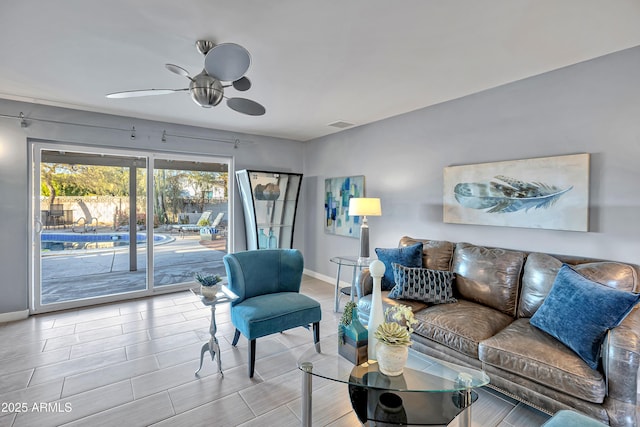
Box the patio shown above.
[40,231,227,305]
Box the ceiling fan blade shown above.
[232,76,251,92]
[204,43,251,82]
[106,89,186,98]
[227,98,266,116]
[165,64,191,79]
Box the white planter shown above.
[376,342,409,376]
[200,284,221,300]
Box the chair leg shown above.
[313,322,320,344]
[249,339,256,378]
[313,322,321,353]
[232,329,241,347]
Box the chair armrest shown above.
[356,268,373,299]
[603,307,640,404]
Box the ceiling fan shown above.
[106,40,265,116]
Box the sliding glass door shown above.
[152,156,229,288]
[30,143,230,313]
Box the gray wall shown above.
[0,100,304,315]
[303,46,640,279]
[2,45,639,316]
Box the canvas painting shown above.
[443,154,589,231]
[324,175,365,238]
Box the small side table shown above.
[329,256,366,312]
[191,284,238,377]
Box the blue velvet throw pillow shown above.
[530,264,640,370]
[374,242,423,291]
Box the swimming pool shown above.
[41,232,172,251]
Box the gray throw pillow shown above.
[389,263,457,304]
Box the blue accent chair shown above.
[223,249,322,378]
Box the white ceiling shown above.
[1,1,640,142]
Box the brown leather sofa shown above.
[356,236,640,426]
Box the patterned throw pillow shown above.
[389,263,457,304]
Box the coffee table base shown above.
[301,365,477,427]
[349,386,477,426]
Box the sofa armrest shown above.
[604,307,640,404]
[356,268,373,298]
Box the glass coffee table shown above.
[297,337,489,426]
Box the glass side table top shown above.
[297,337,489,426]
[329,256,370,312]
[329,255,364,266]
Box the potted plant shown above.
[339,301,358,331]
[374,304,417,376]
[195,272,222,299]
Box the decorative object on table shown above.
[258,228,268,248]
[374,304,417,376]
[267,229,277,248]
[348,197,382,264]
[338,301,368,365]
[367,260,386,361]
[236,170,303,250]
[374,392,408,426]
[443,153,589,231]
[324,175,365,238]
[195,272,222,300]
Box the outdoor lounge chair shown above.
[172,211,224,237]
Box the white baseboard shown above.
[0,309,29,324]
[303,269,352,288]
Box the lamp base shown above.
[359,221,370,260]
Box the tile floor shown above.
[0,276,550,426]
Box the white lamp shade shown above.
[348,198,382,216]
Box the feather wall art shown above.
[443,154,589,231]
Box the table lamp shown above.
[348,197,382,263]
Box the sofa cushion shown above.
[375,242,423,291]
[389,263,457,304]
[519,253,640,318]
[357,291,428,325]
[398,237,454,271]
[452,242,525,317]
[479,318,606,404]
[529,265,640,369]
[413,299,513,358]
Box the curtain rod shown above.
[0,112,252,146]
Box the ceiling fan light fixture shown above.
[195,40,216,56]
[189,72,224,107]
[227,98,266,116]
[204,43,251,82]
[106,39,263,115]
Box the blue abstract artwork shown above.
[324,175,364,238]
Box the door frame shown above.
[28,140,233,314]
